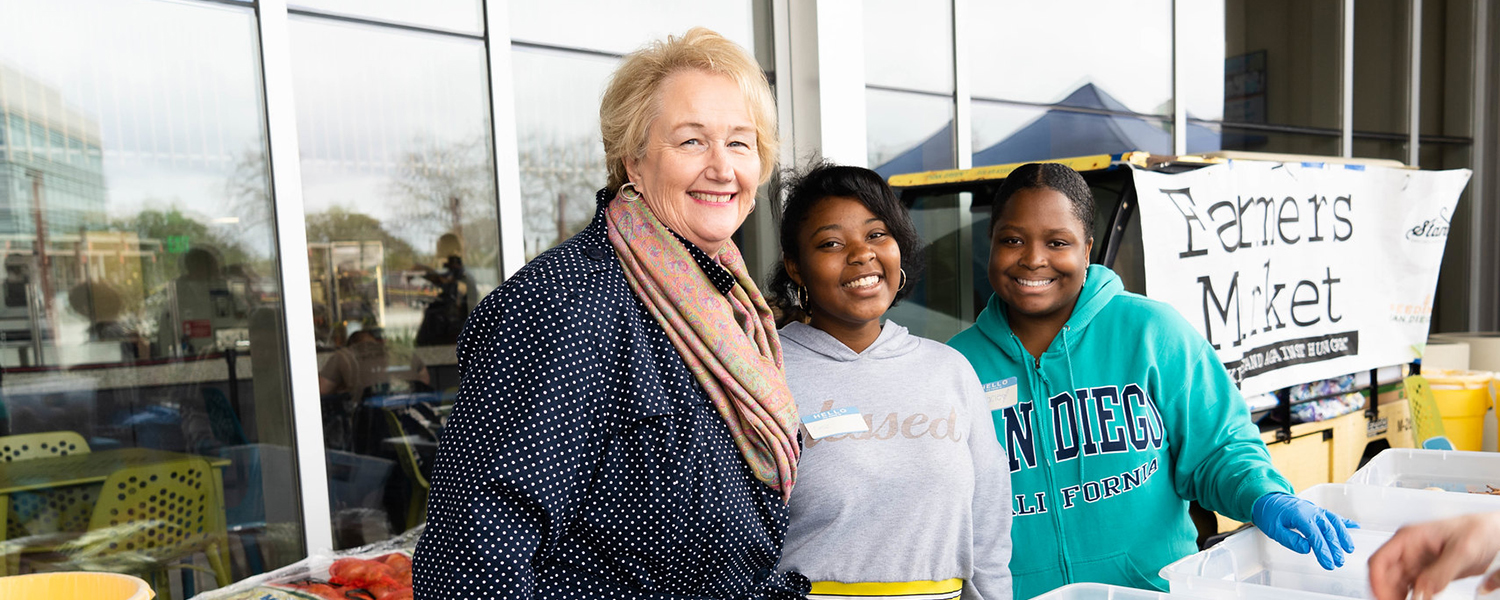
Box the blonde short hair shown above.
[600,27,779,192]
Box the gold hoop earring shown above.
[796,285,810,310]
[619,182,642,202]
[898,268,907,292]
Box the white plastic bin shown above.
[1160,528,1482,600]
[1298,483,1500,531]
[1346,448,1500,493]
[1032,583,1202,600]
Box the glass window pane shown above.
[864,0,952,94]
[509,3,758,261]
[1222,0,1342,131]
[1419,0,1476,139]
[1351,137,1409,162]
[509,1,755,57]
[1190,122,1341,155]
[288,15,499,550]
[512,47,616,260]
[886,192,968,342]
[1353,0,1411,135]
[869,89,953,177]
[0,0,302,590]
[1429,143,1471,332]
[288,0,481,35]
[970,0,1172,116]
[972,101,1171,167]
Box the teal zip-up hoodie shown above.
[948,265,1291,599]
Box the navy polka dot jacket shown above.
[413,190,809,599]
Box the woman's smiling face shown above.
[787,196,902,343]
[989,187,1093,327]
[624,69,761,254]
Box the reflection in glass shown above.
[289,16,498,550]
[509,5,758,260]
[1180,0,1228,122]
[1224,0,1342,131]
[1351,138,1409,162]
[971,99,1172,167]
[868,89,954,177]
[864,0,952,94]
[1189,122,1340,156]
[0,0,300,592]
[969,0,1172,115]
[512,48,617,260]
[508,0,755,57]
[289,0,481,34]
[1428,143,1471,332]
[1353,0,1411,135]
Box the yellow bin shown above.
[1426,369,1496,451]
[0,572,154,600]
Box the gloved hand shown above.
[1251,492,1360,570]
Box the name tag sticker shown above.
[801,406,869,439]
[984,377,1019,411]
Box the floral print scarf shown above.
[605,192,800,500]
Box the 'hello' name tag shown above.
[801,406,869,439]
[984,377,1019,411]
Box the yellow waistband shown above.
[808,578,964,598]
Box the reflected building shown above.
[0,63,107,238]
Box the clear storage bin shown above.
[1160,528,1482,600]
[1033,582,1199,600]
[1298,483,1500,531]
[1346,448,1500,493]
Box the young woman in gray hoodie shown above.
[768,163,1012,600]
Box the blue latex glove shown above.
[1251,492,1360,570]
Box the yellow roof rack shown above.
[887,152,1153,188]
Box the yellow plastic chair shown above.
[0,432,95,575]
[24,457,229,600]
[0,571,154,600]
[385,411,430,531]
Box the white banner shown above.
[1132,162,1471,396]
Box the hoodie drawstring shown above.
[1061,326,1086,488]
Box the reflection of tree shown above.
[115,207,253,288]
[305,207,417,268]
[518,134,604,259]
[387,136,494,244]
[224,148,274,249]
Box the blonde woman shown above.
[413,29,806,599]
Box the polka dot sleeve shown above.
[413,273,602,598]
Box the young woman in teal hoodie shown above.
[947,162,1359,599]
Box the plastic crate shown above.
[1298,483,1500,531]
[1033,583,1202,600]
[1346,448,1500,493]
[1161,528,1482,600]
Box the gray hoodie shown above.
[779,320,1012,600]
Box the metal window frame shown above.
[1408,0,1422,167]
[1172,0,1187,155]
[1341,0,1355,158]
[484,0,525,279]
[255,0,334,555]
[951,0,974,330]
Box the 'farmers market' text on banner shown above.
[1133,162,1471,397]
